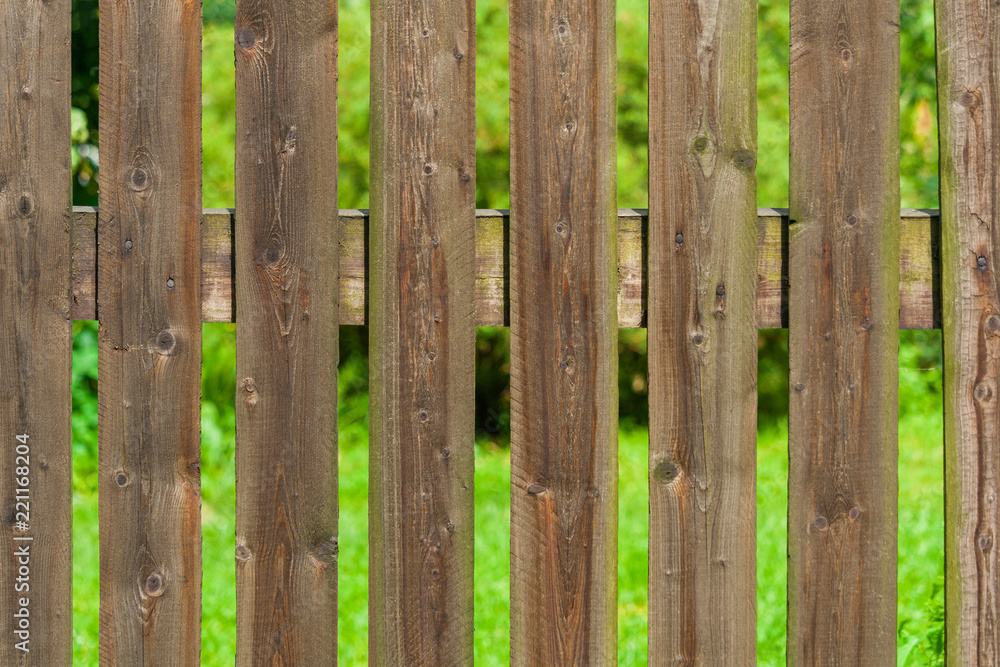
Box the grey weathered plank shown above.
[647,0,757,660]
[65,207,940,329]
[368,0,476,659]
[936,0,1000,661]
[0,1,72,664]
[508,0,619,660]
[787,0,900,662]
[234,1,339,663]
[97,0,203,662]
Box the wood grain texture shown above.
[0,1,72,664]
[787,0,899,663]
[234,2,339,663]
[97,0,203,662]
[508,0,618,660]
[368,0,476,658]
[65,207,941,329]
[937,0,1000,662]
[647,0,757,660]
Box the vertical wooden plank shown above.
[937,1,1000,662]
[647,0,757,660]
[508,0,618,660]
[0,1,72,663]
[97,0,203,662]
[234,2,339,663]
[368,0,476,658]
[787,0,899,662]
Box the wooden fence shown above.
[0,0,994,664]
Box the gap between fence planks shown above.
[936,0,1000,661]
[0,1,73,665]
[68,206,941,329]
[96,0,203,662]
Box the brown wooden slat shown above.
[937,1,1000,661]
[66,207,941,329]
[647,0,757,660]
[0,2,72,664]
[234,2,339,663]
[508,0,618,660]
[97,0,203,662]
[787,0,899,662]
[368,0,476,657]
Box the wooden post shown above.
[508,0,619,660]
[97,0,203,662]
[647,0,758,660]
[787,0,900,662]
[937,0,1000,661]
[368,0,477,659]
[0,1,72,663]
[234,1,340,663]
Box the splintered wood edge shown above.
[68,206,940,329]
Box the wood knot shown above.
[17,195,33,218]
[128,167,150,193]
[846,215,859,227]
[311,538,338,567]
[734,149,756,170]
[974,382,993,403]
[144,572,165,597]
[848,507,861,521]
[960,89,981,111]
[979,255,988,271]
[236,28,256,50]
[987,315,1000,333]
[693,137,709,153]
[653,459,679,483]
[813,516,829,531]
[155,330,176,355]
[861,319,872,330]
[795,383,805,392]
[235,545,252,562]
[114,471,129,487]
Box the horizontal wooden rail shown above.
[69,206,939,328]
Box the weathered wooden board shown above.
[508,0,619,660]
[787,0,900,662]
[936,1,1000,661]
[647,0,757,660]
[97,0,203,662]
[66,208,940,329]
[234,1,339,663]
[0,1,72,664]
[368,0,476,658]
